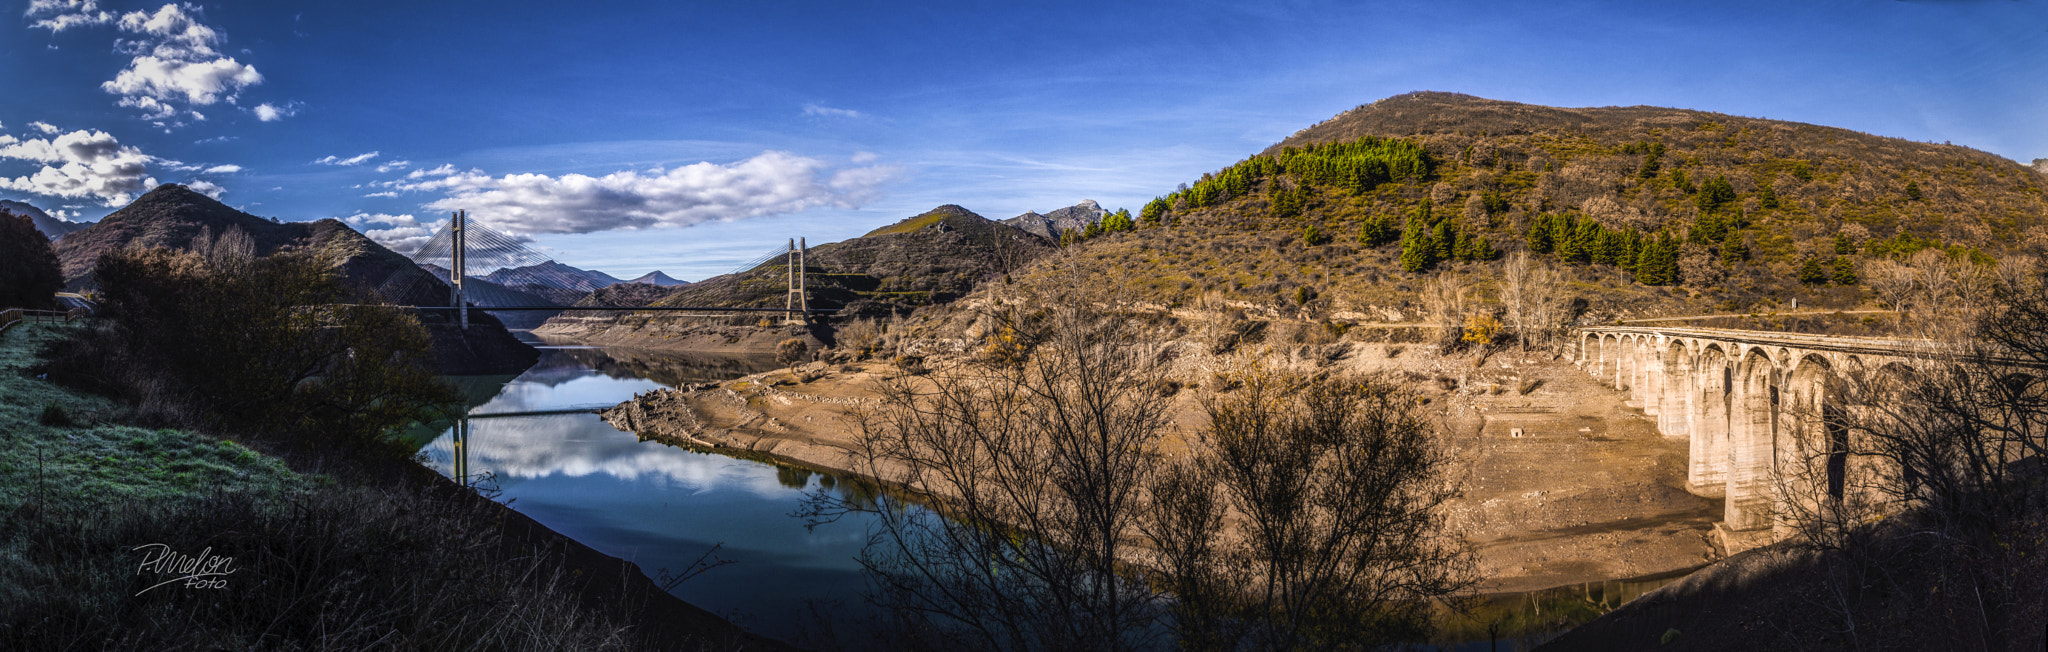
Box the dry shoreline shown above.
[596,340,1724,595]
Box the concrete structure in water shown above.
[1574,327,1947,552]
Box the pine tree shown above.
[1757,180,1779,209]
[1696,175,1737,213]
[1357,214,1397,247]
[1799,258,1828,285]
[1555,214,1586,264]
[1140,197,1169,226]
[1671,169,1695,194]
[1527,213,1555,253]
[1833,233,1854,255]
[1832,257,1858,285]
[1270,185,1304,219]
[1720,230,1748,266]
[1453,229,1474,261]
[1649,235,1682,286]
[1102,209,1134,233]
[1399,216,1435,272]
[1432,220,1456,262]
[1905,180,1923,201]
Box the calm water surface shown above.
[411,343,1693,649]
[415,345,880,642]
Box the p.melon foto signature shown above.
[133,543,238,596]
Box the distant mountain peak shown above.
[1001,200,1106,240]
[480,260,623,292]
[628,270,690,287]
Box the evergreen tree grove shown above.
[1399,216,1435,272]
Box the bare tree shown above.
[1144,371,1476,650]
[1425,270,1468,332]
[1768,267,2048,650]
[808,294,1173,651]
[1499,252,1566,352]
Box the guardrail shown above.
[0,307,87,335]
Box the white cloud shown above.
[25,0,113,32]
[406,163,460,179]
[28,122,61,135]
[414,151,897,235]
[202,164,240,173]
[186,179,223,198]
[313,151,379,166]
[80,4,266,126]
[0,129,158,206]
[102,55,262,105]
[252,102,295,122]
[802,104,864,119]
[850,151,879,164]
[363,191,397,198]
[115,4,221,59]
[342,212,444,253]
[375,159,410,173]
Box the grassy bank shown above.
[0,322,765,650]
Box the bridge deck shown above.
[411,306,835,313]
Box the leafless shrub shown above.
[1766,269,2048,650]
[1144,371,1475,649]
[808,298,1173,651]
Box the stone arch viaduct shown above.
[1575,326,1948,550]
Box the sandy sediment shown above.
[533,315,826,355]
[599,343,1722,594]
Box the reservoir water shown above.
[413,344,883,643]
[411,341,1691,650]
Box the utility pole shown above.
[452,210,468,331]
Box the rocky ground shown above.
[597,336,1720,595]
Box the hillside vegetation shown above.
[1025,92,2047,325]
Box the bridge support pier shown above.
[1572,326,1930,555]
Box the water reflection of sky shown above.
[419,349,876,643]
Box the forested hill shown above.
[1029,92,2048,322]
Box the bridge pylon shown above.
[785,237,809,325]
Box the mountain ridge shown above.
[52,184,538,374]
[0,200,93,242]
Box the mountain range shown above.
[1002,199,1107,240]
[48,184,538,374]
[482,261,624,293]
[2,199,94,242]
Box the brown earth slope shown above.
[1026,92,2046,326]
[537,205,1052,348]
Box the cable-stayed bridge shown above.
[398,211,822,328]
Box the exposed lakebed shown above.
[411,340,1696,649]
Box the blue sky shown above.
[2,0,2044,280]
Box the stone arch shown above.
[1688,344,1732,497]
[1728,347,1781,531]
[1778,354,1847,538]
